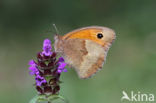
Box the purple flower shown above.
[28,39,68,95]
[57,57,67,73]
[42,39,52,56]
[35,75,47,86]
[28,60,38,75]
[29,66,38,75]
[57,62,67,73]
[29,60,36,66]
[58,57,64,62]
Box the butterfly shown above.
[54,26,116,79]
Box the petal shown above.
[58,57,64,62]
[28,60,36,66]
[36,81,41,86]
[29,66,37,71]
[42,51,52,56]
[58,63,66,69]
[42,39,52,52]
[42,41,52,56]
[29,71,35,75]
[57,69,62,73]
[43,39,51,45]
[35,71,40,75]
[36,75,43,79]
[42,79,47,83]
[63,69,67,72]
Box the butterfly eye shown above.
[97,33,103,39]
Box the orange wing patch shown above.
[62,27,105,46]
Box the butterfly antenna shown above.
[53,24,59,35]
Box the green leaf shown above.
[58,95,69,103]
[47,94,69,103]
[29,94,69,103]
[29,95,39,103]
[47,94,59,101]
[29,95,47,103]
[37,95,47,102]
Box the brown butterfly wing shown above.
[76,40,106,78]
[55,36,106,79]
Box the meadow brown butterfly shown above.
[54,26,116,79]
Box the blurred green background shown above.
[0,0,156,103]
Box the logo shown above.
[121,91,155,102]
